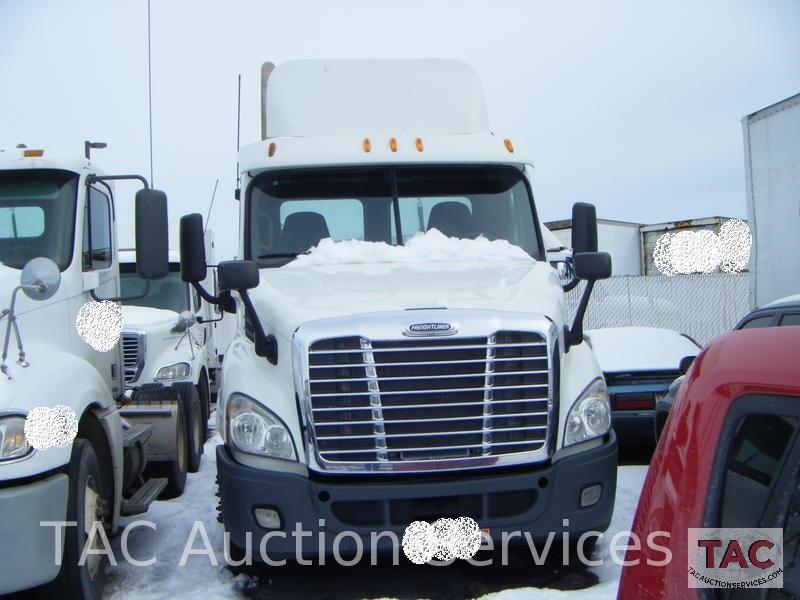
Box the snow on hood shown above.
[121,305,179,331]
[586,327,700,374]
[255,258,563,341]
[284,229,534,268]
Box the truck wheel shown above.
[150,398,189,498]
[198,370,211,440]
[40,440,108,600]
[175,381,204,473]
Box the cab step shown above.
[121,478,168,515]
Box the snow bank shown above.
[283,229,534,269]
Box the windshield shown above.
[120,263,190,313]
[0,170,78,270]
[246,165,542,267]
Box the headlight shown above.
[227,394,297,461]
[155,362,191,381]
[564,378,611,447]
[0,416,31,461]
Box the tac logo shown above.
[688,528,783,589]
[402,322,456,337]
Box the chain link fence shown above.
[566,273,752,346]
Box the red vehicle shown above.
[618,327,800,599]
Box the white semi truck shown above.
[119,241,224,471]
[0,144,190,598]
[181,60,617,562]
[743,92,800,307]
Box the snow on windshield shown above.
[283,229,534,269]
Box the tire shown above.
[40,440,108,600]
[148,397,188,498]
[175,381,204,473]
[197,370,211,441]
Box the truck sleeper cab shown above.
[180,59,618,563]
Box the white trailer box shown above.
[743,92,800,307]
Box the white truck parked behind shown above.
[0,143,195,598]
[119,241,222,472]
[743,92,800,307]
[181,60,617,562]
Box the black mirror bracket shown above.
[191,281,219,305]
[86,173,150,189]
[564,280,596,351]
[238,290,278,365]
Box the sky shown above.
[1,0,799,260]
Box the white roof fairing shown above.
[242,59,530,174]
[265,59,491,138]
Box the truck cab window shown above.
[718,414,797,528]
[780,313,800,327]
[394,166,540,256]
[82,187,112,270]
[120,263,190,313]
[738,315,775,329]
[247,166,541,266]
[279,199,364,251]
[0,206,44,237]
[0,171,77,270]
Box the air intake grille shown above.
[122,331,145,383]
[307,331,550,467]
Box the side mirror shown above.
[679,355,696,375]
[135,189,169,280]
[572,202,598,255]
[218,260,260,291]
[20,257,61,301]
[574,252,612,281]
[180,213,207,284]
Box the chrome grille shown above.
[307,331,550,467]
[122,331,145,384]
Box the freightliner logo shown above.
[403,322,457,337]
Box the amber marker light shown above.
[415,137,424,152]
[504,138,514,153]
[363,138,372,153]
[268,142,276,157]
[389,137,398,152]
[23,149,44,157]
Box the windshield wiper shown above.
[257,251,310,259]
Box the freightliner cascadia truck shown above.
[180,59,617,562]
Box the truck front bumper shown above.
[0,473,68,594]
[217,432,617,561]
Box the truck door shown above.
[83,185,122,394]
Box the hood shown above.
[586,327,700,374]
[252,259,564,341]
[0,262,22,296]
[121,305,179,332]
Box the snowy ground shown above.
[105,428,648,600]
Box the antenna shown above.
[147,0,154,186]
[204,178,218,235]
